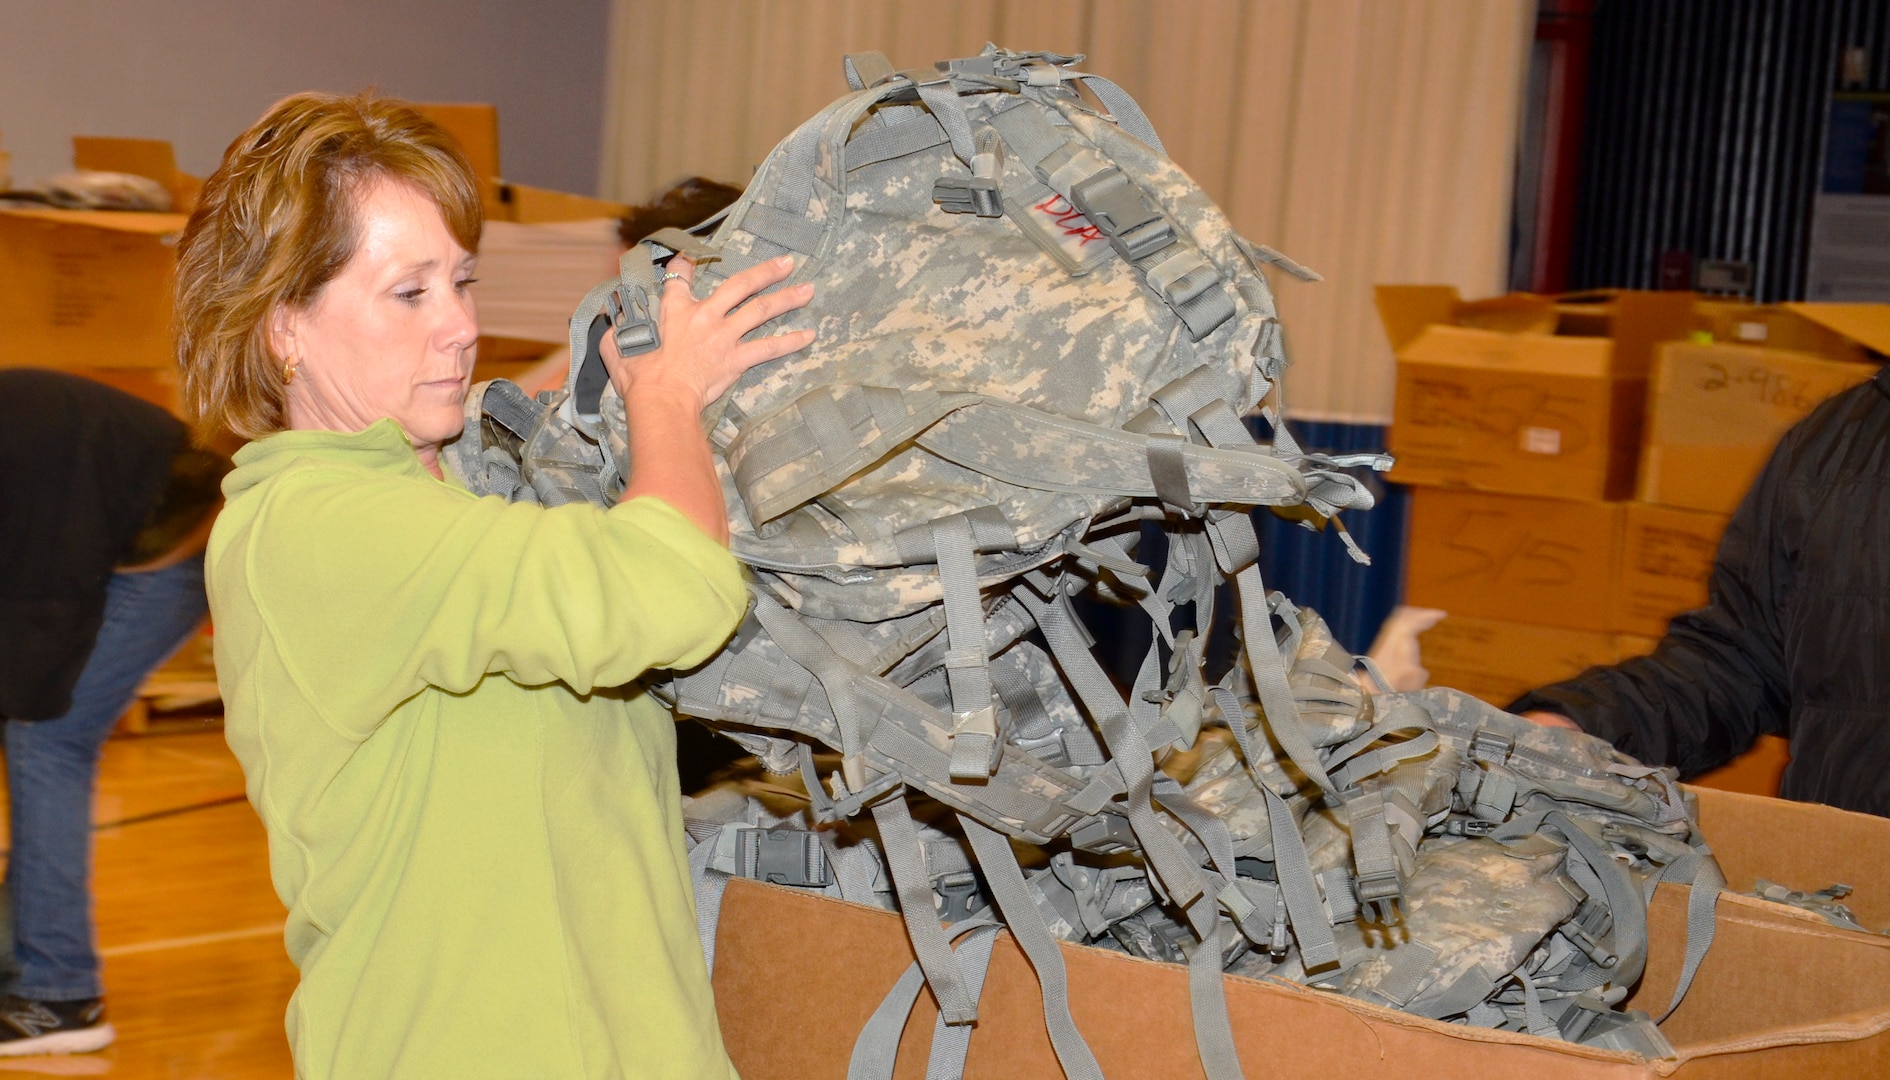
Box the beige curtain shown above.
[600,0,1532,423]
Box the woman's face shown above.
[274,176,478,459]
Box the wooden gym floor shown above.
[0,726,295,1077]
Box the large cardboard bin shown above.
[713,789,1890,1078]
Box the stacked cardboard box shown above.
[0,112,632,404]
[1382,290,1889,795]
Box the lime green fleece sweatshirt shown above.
[208,419,746,1079]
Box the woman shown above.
[176,92,812,1078]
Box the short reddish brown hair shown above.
[175,92,482,441]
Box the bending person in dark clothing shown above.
[0,370,229,1054]
[1512,364,1890,817]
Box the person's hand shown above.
[598,255,816,413]
[1522,710,1582,731]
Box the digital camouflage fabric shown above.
[446,45,1726,1080]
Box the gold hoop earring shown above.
[282,358,298,385]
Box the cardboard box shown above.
[1698,302,1870,363]
[71,135,202,215]
[0,207,187,370]
[1405,488,1624,633]
[412,103,501,180]
[713,870,1890,1078]
[1616,503,1730,637]
[1379,288,1695,500]
[1638,342,1878,514]
[413,102,630,224]
[496,182,630,225]
[1417,614,1647,708]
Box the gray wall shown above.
[0,0,611,195]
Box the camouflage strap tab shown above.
[842,50,896,91]
[640,226,721,264]
[1345,790,1406,923]
[933,514,1002,779]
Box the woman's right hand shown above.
[599,254,816,413]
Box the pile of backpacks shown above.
[447,44,1728,1080]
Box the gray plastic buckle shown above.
[943,54,997,76]
[932,175,1001,217]
[933,870,984,923]
[605,285,659,356]
[1069,811,1136,854]
[1353,868,1404,924]
[1471,726,1514,764]
[1067,167,1174,263]
[739,827,831,888]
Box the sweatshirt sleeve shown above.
[241,466,748,735]
[1508,436,1798,777]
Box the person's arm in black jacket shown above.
[1508,440,1799,777]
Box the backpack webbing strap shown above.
[1222,545,1341,800]
[1020,587,1206,910]
[640,226,721,264]
[1548,813,1650,990]
[688,831,730,974]
[959,815,1106,1080]
[933,515,1003,779]
[845,113,950,172]
[1260,779,1341,970]
[845,915,1001,1080]
[749,591,873,788]
[916,400,1307,505]
[1184,915,1247,1080]
[923,923,1003,1080]
[1326,702,1441,789]
[871,794,980,1026]
[915,79,979,166]
[1064,72,1165,154]
[1652,847,1724,1021]
[1515,970,1560,1039]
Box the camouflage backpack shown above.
[446,44,1724,1078]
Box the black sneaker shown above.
[0,995,114,1056]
